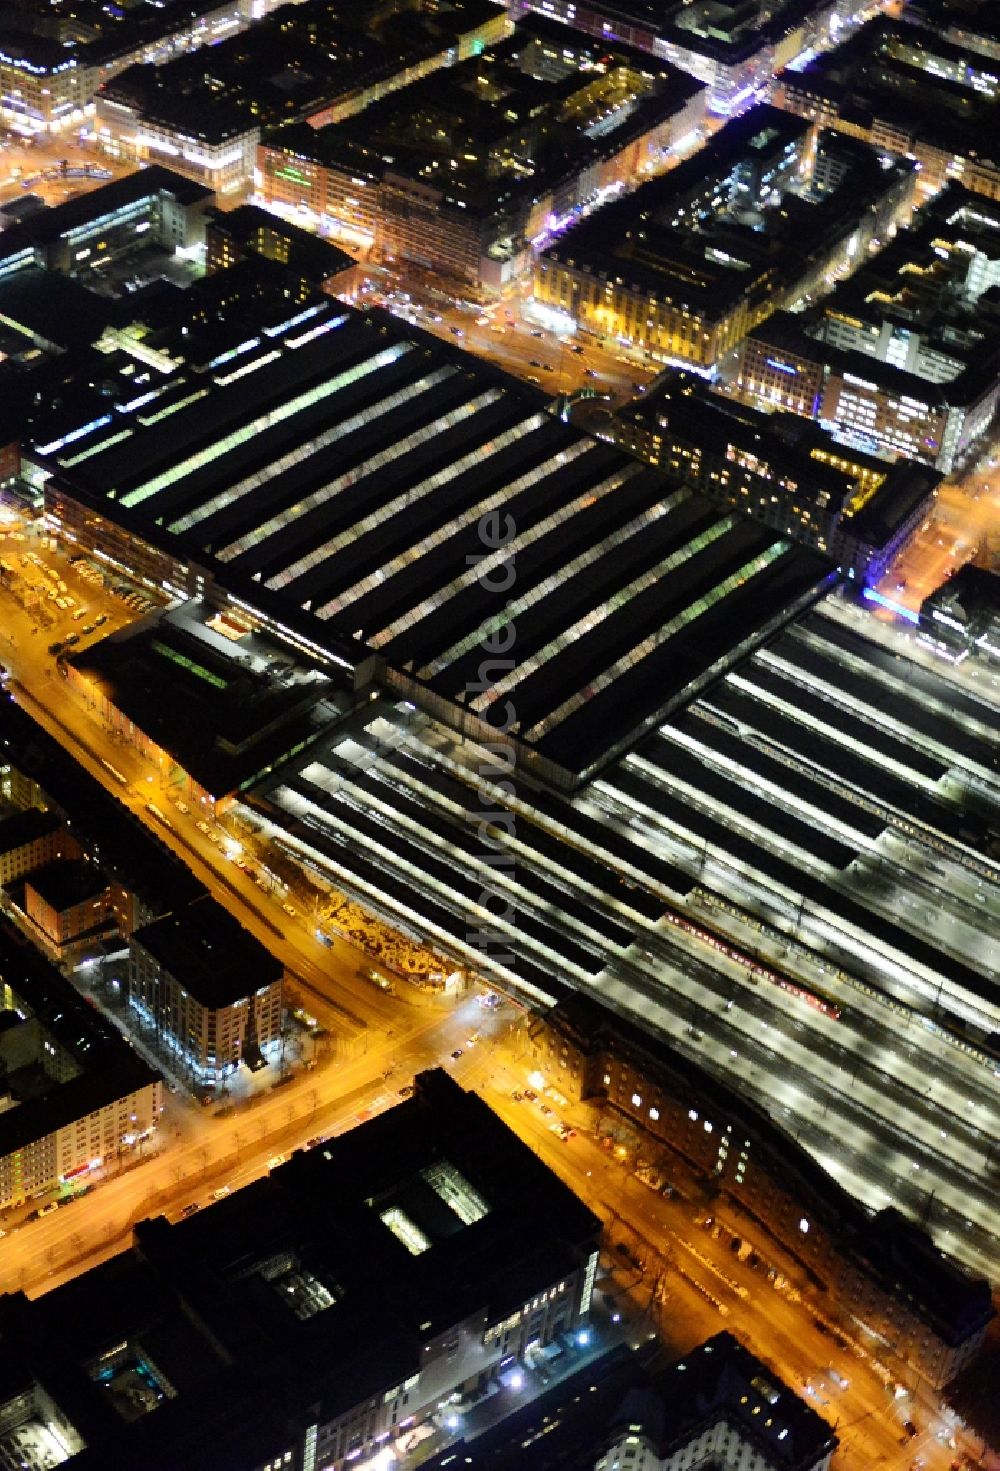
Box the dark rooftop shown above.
[0,1070,601,1471]
[131,893,283,1008]
[69,601,342,801]
[0,918,159,1160]
[24,857,110,911]
[0,806,63,856]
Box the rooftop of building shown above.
[747,307,1000,409]
[0,268,115,353]
[96,0,505,135]
[0,805,63,855]
[540,109,910,317]
[422,1332,837,1470]
[45,298,833,787]
[23,856,109,911]
[205,203,356,282]
[0,917,159,1160]
[781,17,1000,158]
[69,599,344,801]
[268,18,703,216]
[0,1069,601,1471]
[921,564,1000,624]
[131,893,283,1008]
[0,165,211,270]
[0,694,206,916]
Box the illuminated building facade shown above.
[0,166,213,287]
[535,111,914,370]
[528,994,994,1390]
[0,1070,601,1471]
[0,0,246,135]
[129,896,283,1086]
[257,15,706,289]
[738,185,1000,470]
[774,18,1000,201]
[0,918,161,1211]
[0,808,75,887]
[426,1335,838,1471]
[605,372,940,578]
[94,78,258,196]
[501,0,870,118]
[92,0,510,198]
[204,203,359,299]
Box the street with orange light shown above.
[0,518,987,1471]
[877,461,1000,614]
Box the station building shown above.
[527,992,994,1391]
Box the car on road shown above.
[213,1185,231,1200]
[267,1155,286,1171]
[523,1089,537,1102]
[572,344,585,354]
[196,820,210,835]
[48,641,63,655]
[903,1422,919,1440]
[282,902,296,916]
[584,368,598,377]
[180,1203,200,1219]
[529,359,542,367]
[176,800,190,816]
[539,1103,553,1116]
[81,624,95,635]
[530,329,544,338]
[398,1084,414,1098]
[527,374,541,384]
[450,1049,463,1060]
[95,612,108,625]
[64,633,79,645]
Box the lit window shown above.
[799,1217,809,1234]
[649,1107,659,1121]
[631,1093,642,1107]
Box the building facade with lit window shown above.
[773,17,1000,201]
[0,918,161,1210]
[257,16,706,289]
[424,1333,838,1471]
[738,185,1000,470]
[0,808,77,887]
[527,994,993,1390]
[501,0,866,118]
[0,166,213,287]
[534,111,914,370]
[92,0,510,198]
[93,77,258,197]
[129,895,283,1086]
[605,372,940,578]
[0,1070,601,1471]
[0,0,247,135]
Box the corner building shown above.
[0,1071,601,1471]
